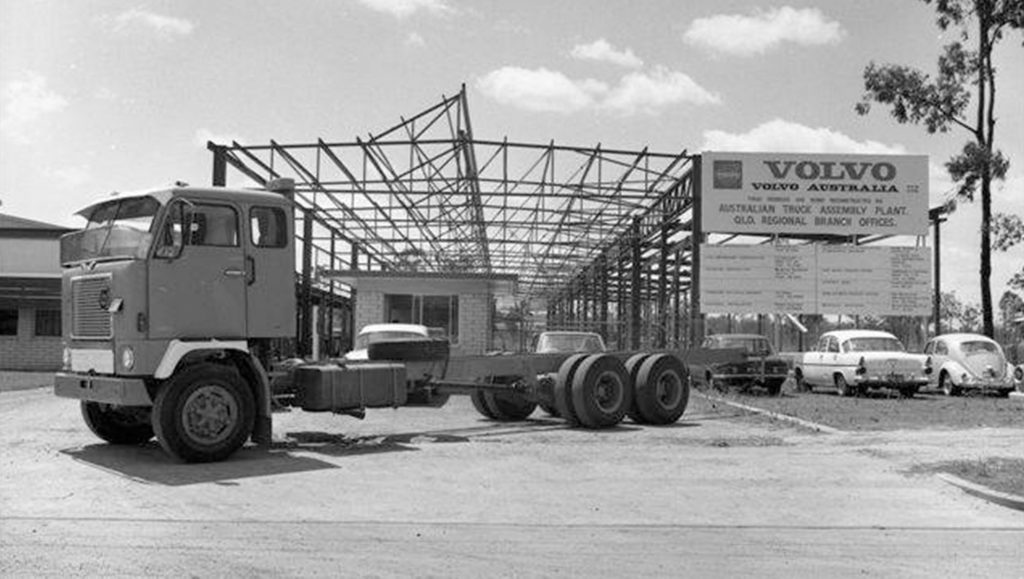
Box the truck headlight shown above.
[62,346,71,371]
[121,346,135,371]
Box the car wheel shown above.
[835,374,852,397]
[939,372,960,396]
[794,369,811,393]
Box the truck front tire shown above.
[81,401,154,445]
[153,363,255,463]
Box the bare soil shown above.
[708,383,1024,499]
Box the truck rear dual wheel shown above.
[553,354,590,426]
[624,354,652,424]
[571,354,633,428]
[81,401,154,445]
[153,363,255,463]
[630,354,689,425]
[470,390,537,421]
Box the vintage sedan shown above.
[923,333,1016,396]
[793,329,930,397]
[342,323,431,361]
[696,334,789,396]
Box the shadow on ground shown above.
[61,442,339,486]
[58,418,605,486]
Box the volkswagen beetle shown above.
[923,333,1016,397]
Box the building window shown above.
[35,309,62,337]
[384,294,459,343]
[0,309,18,336]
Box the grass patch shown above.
[909,457,1024,497]
[708,388,1024,431]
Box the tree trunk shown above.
[981,176,994,337]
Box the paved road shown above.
[2,387,1022,577]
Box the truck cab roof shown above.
[76,185,292,218]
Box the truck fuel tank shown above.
[293,363,408,412]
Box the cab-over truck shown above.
[54,181,691,462]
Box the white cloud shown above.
[477,65,718,116]
[405,32,426,47]
[701,119,906,155]
[195,128,245,148]
[603,66,720,115]
[685,7,844,56]
[476,67,607,114]
[114,8,194,37]
[570,39,643,68]
[1,72,68,142]
[355,0,453,19]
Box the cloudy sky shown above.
[1,0,1022,306]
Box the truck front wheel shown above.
[153,363,255,463]
[81,401,153,445]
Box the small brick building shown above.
[329,271,516,357]
[0,213,72,370]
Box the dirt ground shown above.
[2,380,1023,577]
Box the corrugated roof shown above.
[0,213,72,232]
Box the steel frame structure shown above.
[209,85,701,351]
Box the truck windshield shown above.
[60,196,161,265]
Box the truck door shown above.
[149,200,247,339]
[244,204,295,338]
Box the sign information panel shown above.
[701,152,929,236]
[700,244,931,316]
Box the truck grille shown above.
[72,275,112,339]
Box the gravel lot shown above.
[3,372,1023,577]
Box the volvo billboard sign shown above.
[701,152,929,236]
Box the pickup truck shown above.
[793,329,930,398]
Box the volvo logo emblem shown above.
[98,288,111,310]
